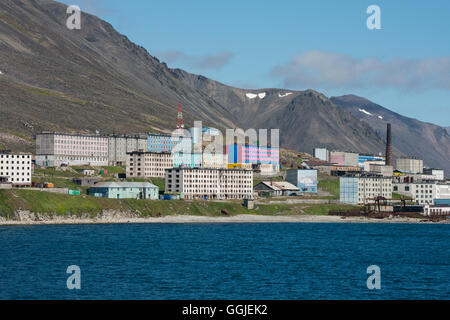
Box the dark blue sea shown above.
[0,223,449,300]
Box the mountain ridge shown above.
[0,0,448,174]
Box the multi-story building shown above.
[340,174,393,205]
[165,167,253,200]
[108,134,146,166]
[127,151,173,178]
[313,148,329,162]
[36,132,108,167]
[396,158,423,174]
[0,151,32,186]
[330,151,359,167]
[358,154,385,168]
[226,144,279,174]
[423,168,445,181]
[146,134,192,153]
[173,152,202,168]
[369,164,393,177]
[202,152,228,169]
[394,181,450,205]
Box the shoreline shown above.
[0,214,447,226]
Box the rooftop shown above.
[91,182,158,188]
[258,181,300,191]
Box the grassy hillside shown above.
[0,189,359,220]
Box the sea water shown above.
[0,223,448,299]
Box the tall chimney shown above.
[386,123,393,166]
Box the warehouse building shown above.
[254,181,300,197]
[36,132,108,167]
[165,167,253,200]
[88,181,159,200]
[0,151,32,187]
[340,174,393,205]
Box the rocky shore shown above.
[0,210,446,226]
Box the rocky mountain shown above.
[1,0,446,172]
[331,95,450,174]
[175,70,390,155]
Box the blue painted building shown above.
[286,169,318,193]
[358,154,384,167]
[88,182,159,200]
[339,176,359,204]
[147,134,192,153]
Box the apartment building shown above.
[147,134,192,153]
[36,132,108,167]
[202,152,228,169]
[226,144,279,174]
[173,152,202,168]
[108,134,146,166]
[330,151,359,167]
[393,181,450,205]
[165,167,253,200]
[127,151,172,178]
[340,174,393,205]
[0,152,32,186]
[396,158,423,174]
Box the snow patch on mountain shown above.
[246,92,266,99]
[279,92,293,98]
[358,108,373,116]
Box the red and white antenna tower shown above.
[176,103,184,129]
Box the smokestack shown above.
[386,123,393,166]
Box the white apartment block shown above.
[127,152,173,178]
[108,135,147,166]
[396,158,423,174]
[165,167,253,200]
[393,181,450,205]
[36,132,108,167]
[358,176,393,204]
[423,168,445,181]
[0,152,32,186]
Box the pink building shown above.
[36,132,108,167]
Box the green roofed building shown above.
[88,181,159,200]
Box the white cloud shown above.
[159,50,234,70]
[271,50,450,91]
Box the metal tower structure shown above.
[176,103,184,129]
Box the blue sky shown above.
[62,0,450,126]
